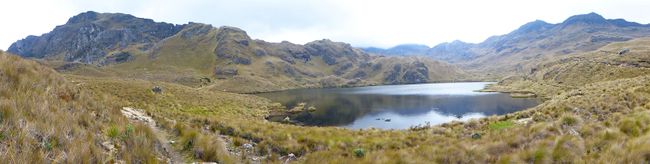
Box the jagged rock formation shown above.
[9,11,184,64]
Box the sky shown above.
[1,0,650,50]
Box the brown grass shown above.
[0,51,166,163]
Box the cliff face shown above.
[8,11,184,64]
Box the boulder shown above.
[151,86,163,94]
[471,133,481,139]
[214,67,238,77]
[618,48,630,55]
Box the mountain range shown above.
[362,12,650,76]
[7,11,468,93]
[6,10,650,163]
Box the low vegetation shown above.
[5,17,650,162]
[7,34,650,163]
[0,52,167,163]
[70,66,650,163]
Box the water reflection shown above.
[256,82,540,129]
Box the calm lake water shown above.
[256,82,540,129]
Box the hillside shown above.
[20,49,650,163]
[464,13,650,75]
[8,11,469,93]
[486,37,650,98]
[366,13,650,77]
[6,10,650,163]
[0,51,171,163]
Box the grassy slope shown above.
[487,37,650,98]
[68,63,650,163]
[7,34,650,162]
[0,51,167,163]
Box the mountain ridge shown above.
[8,11,470,93]
[363,12,650,74]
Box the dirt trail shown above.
[121,107,184,163]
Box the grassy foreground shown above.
[0,51,169,163]
[72,68,650,163]
[5,44,650,163]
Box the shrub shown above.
[560,114,580,126]
[619,119,641,137]
[354,148,365,158]
[106,126,120,139]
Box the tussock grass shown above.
[8,37,650,163]
[69,66,650,163]
[0,52,166,163]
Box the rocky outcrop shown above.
[8,11,184,64]
[214,26,254,65]
[382,61,431,84]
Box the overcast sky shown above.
[1,0,650,50]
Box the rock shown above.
[102,52,133,65]
[307,106,317,112]
[618,48,630,55]
[214,67,238,77]
[179,23,213,39]
[243,143,254,150]
[515,118,533,125]
[385,118,391,122]
[121,107,156,127]
[8,11,183,64]
[334,62,353,75]
[236,39,250,46]
[232,56,251,65]
[353,71,367,78]
[383,64,402,84]
[54,62,84,72]
[255,48,267,56]
[471,133,481,139]
[287,153,296,160]
[101,141,116,152]
[152,86,163,94]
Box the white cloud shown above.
[1,0,650,50]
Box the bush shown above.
[106,126,120,139]
[619,119,641,137]
[560,114,580,126]
[354,148,365,158]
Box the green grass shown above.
[489,121,515,130]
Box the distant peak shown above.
[562,12,608,25]
[306,39,340,45]
[66,11,100,24]
[219,26,245,32]
[514,19,553,33]
[449,40,469,45]
[393,44,429,49]
[66,11,141,24]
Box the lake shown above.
[256,82,540,129]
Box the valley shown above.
[3,10,650,163]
